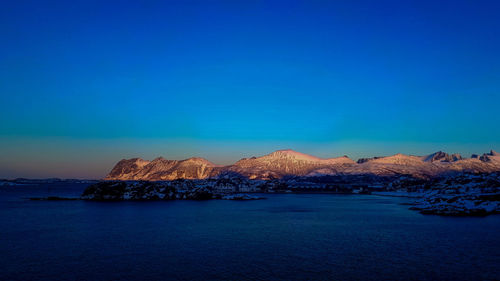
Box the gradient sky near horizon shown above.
[1,0,499,179]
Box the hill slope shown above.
[104,149,500,180]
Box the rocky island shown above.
[403,172,500,216]
[80,149,500,216]
[81,180,265,201]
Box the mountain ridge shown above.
[104,149,500,180]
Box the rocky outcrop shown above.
[422,151,458,162]
[357,157,382,164]
[489,150,500,156]
[421,151,463,162]
[477,150,500,163]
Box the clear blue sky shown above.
[1,0,499,178]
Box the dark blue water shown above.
[1,184,499,280]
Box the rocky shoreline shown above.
[80,181,264,201]
[386,172,500,216]
[408,193,500,216]
[79,172,500,216]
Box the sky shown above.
[1,0,499,179]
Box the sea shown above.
[1,183,499,280]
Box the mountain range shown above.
[104,149,500,181]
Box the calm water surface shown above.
[1,184,499,280]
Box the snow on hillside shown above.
[104,149,500,180]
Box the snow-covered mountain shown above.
[226,149,355,179]
[104,149,500,180]
[344,151,500,177]
[105,157,220,181]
